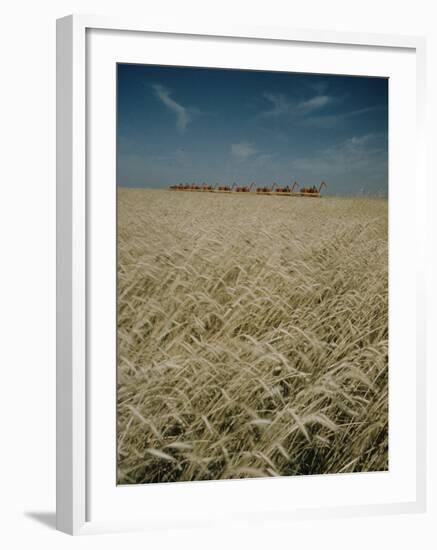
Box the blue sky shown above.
[117,64,388,196]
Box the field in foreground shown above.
[117,188,388,484]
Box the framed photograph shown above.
[56,14,427,535]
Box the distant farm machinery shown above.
[256,182,277,195]
[169,181,327,197]
[299,181,327,197]
[235,182,256,193]
[216,182,237,193]
[274,182,300,196]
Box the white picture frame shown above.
[56,14,427,535]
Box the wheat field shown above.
[117,187,388,484]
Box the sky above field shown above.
[117,64,388,196]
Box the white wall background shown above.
[0,0,435,548]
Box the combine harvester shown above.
[215,182,237,193]
[188,182,203,192]
[298,181,327,197]
[273,182,300,196]
[235,182,255,193]
[169,183,199,191]
[256,182,277,195]
[168,181,327,197]
[202,183,216,192]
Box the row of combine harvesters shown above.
[169,181,327,197]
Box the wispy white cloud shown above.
[260,92,383,128]
[231,142,258,159]
[303,105,385,128]
[262,93,292,117]
[306,80,329,95]
[292,133,387,177]
[152,84,191,132]
[261,92,333,118]
[298,95,331,112]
